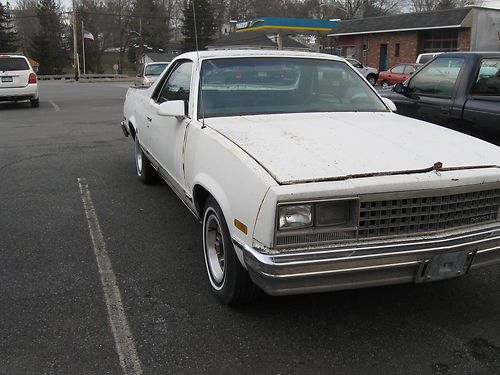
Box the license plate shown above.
[1,76,13,83]
[417,250,475,283]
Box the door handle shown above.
[146,116,152,122]
[440,107,450,117]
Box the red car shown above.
[377,63,422,87]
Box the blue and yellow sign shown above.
[235,17,337,33]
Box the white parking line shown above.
[49,100,60,112]
[77,177,144,375]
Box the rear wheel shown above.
[30,98,39,108]
[203,196,260,305]
[366,74,377,85]
[134,136,158,184]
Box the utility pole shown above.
[72,0,79,80]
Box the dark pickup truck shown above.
[380,52,500,145]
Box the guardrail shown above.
[38,74,130,80]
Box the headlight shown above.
[316,200,355,227]
[279,205,312,230]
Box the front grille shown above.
[358,188,500,238]
[276,230,355,247]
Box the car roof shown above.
[145,61,169,65]
[393,63,419,66]
[434,52,500,58]
[174,49,345,62]
[0,54,29,59]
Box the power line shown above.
[12,9,181,20]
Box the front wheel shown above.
[366,74,377,86]
[381,80,390,88]
[202,197,260,305]
[134,136,158,184]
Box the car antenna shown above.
[192,0,206,129]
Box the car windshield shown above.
[0,57,29,72]
[199,57,387,118]
[145,63,168,76]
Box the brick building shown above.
[328,7,500,71]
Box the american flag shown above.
[83,30,94,41]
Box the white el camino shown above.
[122,50,500,305]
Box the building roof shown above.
[206,30,310,50]
[329,7,476,36]
[234,17,337,33]
[143,52,178,62]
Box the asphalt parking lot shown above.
[1,81,500,375]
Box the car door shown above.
[400,64,417,83]
[406,56,466,127]
[388,65,405,85]
[464,57,500,141]
[148,60,193,191]
[390,57,466,128]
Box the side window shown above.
[408,57,465,98]
[471,58,500,96]
[349,59,362,68]
[157,61,193,104]
[391,65,405,74]
[404,65,416,75]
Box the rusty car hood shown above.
[205,112,500,185]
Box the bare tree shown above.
[409,0,483,12]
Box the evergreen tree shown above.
[182,0,216,52]
[29,0,68,74]
[130,0,170,55]
[0,1,18,52]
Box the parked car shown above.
[135,62,169,87]
[416,52,443,64]
[0,53,39,107]
[377,63,422,87]
[346,58,378,85]
[380,52,500,145]
[122,50,500,305]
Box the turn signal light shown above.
[28,73,37,84]
[234,219,248,235]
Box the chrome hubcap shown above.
[135,139,143,174]
[205,214,225,284]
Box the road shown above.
[1,81,500,375]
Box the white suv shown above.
[0,54,39,107]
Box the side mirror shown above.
[157,100,186,118]
[393,82,405,94]
[382,97,397,112]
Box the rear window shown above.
[0,57,29,72]
[145,63,168,76]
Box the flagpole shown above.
[81,20,86,75]
[72,0,79,80]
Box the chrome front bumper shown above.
[120,120,130,137]
[235,226,500,296]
